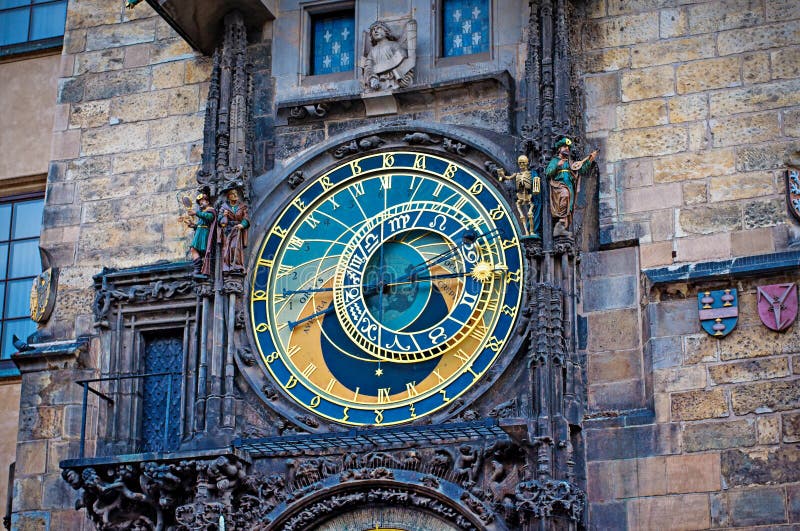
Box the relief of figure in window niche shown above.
[360,18,417,92]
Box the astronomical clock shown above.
[250,151,524,427]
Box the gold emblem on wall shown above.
[30,267,58,323]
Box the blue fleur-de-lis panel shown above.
[443,0,490,57]
[311,12,355,75]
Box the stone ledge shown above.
[644,250,800,285]
[584,408,655,429]
[60,447,250,470]
[274,70,513,125]
[11,338,89,374]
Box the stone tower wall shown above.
[42,2,207,341]
[13,3,208,528]
[580,1,800,528]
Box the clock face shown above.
[250,151,523,426]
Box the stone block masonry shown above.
[44,2,209,341]
[585,272,800,529]
[22,1,209,525]
[582,0,800,264]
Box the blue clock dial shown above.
[250,152,523,426]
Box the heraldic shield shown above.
[698,289,738,337]
[757,283,798,332]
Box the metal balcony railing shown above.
[74,371,183,459]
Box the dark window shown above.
[310,10,355,75]
[141,331,184,453]
[0,0,66,55]
[0,195,43,359]
[442,0,490,57]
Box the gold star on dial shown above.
[375,368,384,376]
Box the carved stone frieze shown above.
[340,467,394,482]
[279,485,479,531]
[61,456,250,531]
[287,170,305,189]
[489,397,518,419]
[403,131,439,145]
[93,277,194,323]
[514,478,586,522]
[193,280,213,298]
[289,103,329,120]
[331,135,385,158]
[460,490,495,524]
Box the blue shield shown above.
[698,289,738,337]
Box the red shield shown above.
[757,283,798,332]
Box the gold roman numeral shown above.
[405,382,419,398]
[301,363,316,378]
[286,236,304,251]
[378,387,391,404]
[305,214,320,229]
[286,344,300,358]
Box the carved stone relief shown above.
[360,18,417,92]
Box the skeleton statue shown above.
[361,18,417,91]
[497,155,542,238]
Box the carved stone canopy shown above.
[144,0,275,54]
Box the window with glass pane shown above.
[0,0,66,48]
[310,10,355,75]
[0,196,43,359]
[442,0,490,57]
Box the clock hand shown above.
[384,265,507,287]
[378,181,388,325]
[286,231,501,329]
[397,228,501,282]
[287,303,335,330]
[282,282,380,296]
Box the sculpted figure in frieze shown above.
[218,188,250,274]
[545,137,598,237]
[497,155,542,239]
[361,18,417,91]
[180,192,217,278]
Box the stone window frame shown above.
[299,0,358,85]
[98,308,197,456]
[0,0,65,58]
[434,0,492,67]
[91,265,198,457]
